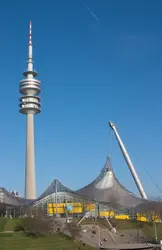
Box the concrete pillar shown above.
[25,113,36,199]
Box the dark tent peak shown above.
[103,155,112,172]
[37,179,74,201]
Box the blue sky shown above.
[0,0,162,198]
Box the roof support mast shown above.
[109,121,147,200]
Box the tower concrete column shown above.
[19,21,41,199]
[25,113,36,199]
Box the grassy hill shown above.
[0,232,95,250]
[0,218,21,232]
[1,217,162,248]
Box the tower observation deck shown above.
[19,21,41,199]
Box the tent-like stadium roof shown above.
[76,156,145,208]
[1,156,162,210]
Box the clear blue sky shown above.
[0,0,162,198]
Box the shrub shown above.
[14,220,24,232]
[148,221,153,226]
[14,216,50,237]
[0,218,7,232]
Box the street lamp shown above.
[154,221,158,242]
[96,225,100,248]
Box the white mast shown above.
[109,121,147,199]
[28,21,33,72]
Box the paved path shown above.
[101,243,159,249]
[0,231,13,233]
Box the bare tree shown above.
[64,221,81,240]
[80,200,92,215]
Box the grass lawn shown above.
[110,219,162,239]
[4,218,21,231]
[0,232,95,250]
[80,218,144,229]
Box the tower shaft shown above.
[25,114,36,199]
[19,21,41,199]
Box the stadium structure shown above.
[0,154,161,221]
[0,22,161,221]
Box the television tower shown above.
[19,21,41,199]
